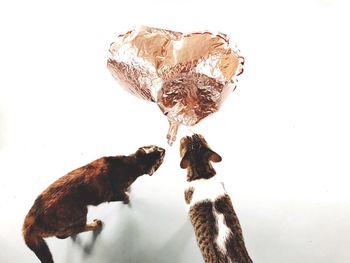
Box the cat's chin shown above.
[147,167,156,176]
[146,161,164,176]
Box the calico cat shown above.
[23,145,165,263]
[180,134,252,263]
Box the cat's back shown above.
[185,177,253,263]
[44,157,109,192]
[30,157,111,213]
[185,177,226,261]
[186,176,226,206]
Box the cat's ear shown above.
[180,153,190,169]
[208,149,222,163]
[136,148,146,157]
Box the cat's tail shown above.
[23,214,54,263]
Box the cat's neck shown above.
[186,164,216,182]
[124,155,145,178]
[186,175,226,205]
[108,155,144,182]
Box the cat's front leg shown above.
[185,186,194,205]
[109,190,130,204]
[121,186,132,204]
[121,191,130,204]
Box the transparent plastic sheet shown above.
[107,26,244,145]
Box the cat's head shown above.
[135,145,166,176]
[179,134,222,180]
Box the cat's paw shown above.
[125,186,132,194]
[123,191,130,205]
[93,219,103,228]
[123,196,130,205]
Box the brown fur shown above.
[189,201,222,263]
[23,145,165,263]
[180,134,221,181]
[180,134,252,263]
[215,194,252,262]
[184,187,194,205]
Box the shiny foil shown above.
[107,26,244,145]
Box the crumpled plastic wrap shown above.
[107,26,244,145]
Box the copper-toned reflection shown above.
[107,26,244,145]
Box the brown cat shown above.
[23,145,165,263]
[180,134,253,263]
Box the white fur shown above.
[215,210,231,254]
[186,176,226,207]
[186,176,232,255]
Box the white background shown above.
[1,0,350,262]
